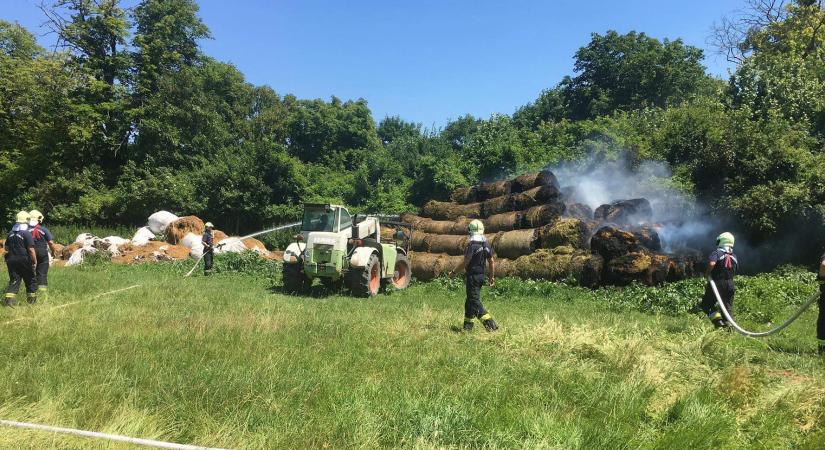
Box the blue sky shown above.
[2,0,745,128]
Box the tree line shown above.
[0,0,823,250]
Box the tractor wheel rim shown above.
[393,261,409,287]
[369,264,379,293]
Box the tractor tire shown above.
[389,254,411,290]
[349,253,381,297]
[283,263,311,294]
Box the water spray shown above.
[183,221,302,277]
[708,278,819,337]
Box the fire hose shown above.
[708,278,820,337]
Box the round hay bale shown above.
[604,252,653,286]
[590,226,642,261]
[61,243,83,260]
[523,203,565,228]
[450,186,478,204]
[244,237,269,255]
[480,194,518,217]
[420,200,481,221]
[509,249,598,284]
[451,217,473,235]
[484,211,521,233]
[425,234,468,256]
[493,229,538,259]
[409,252,464,281]
[212,229,228,241]
[632,226,662,252]
[594,199,653,225]
[476,180,512,200]
[512,170,559,192]
[166,216,205,245]
[539,219,590,249]
[410,231,428,251]
[564,203,594,220]
[513,185,562,211]
[147,211,179,234]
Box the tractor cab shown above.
[301,204,353,235]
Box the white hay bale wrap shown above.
[216,237,246,254]
[180,233,204,259]
[147,211,179,234]
[131,227,155,246]
[66,246,97,266]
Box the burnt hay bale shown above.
[564,203,594,220]
[590,226,642,261]
[449,170,558,205]
[594,198,653,225]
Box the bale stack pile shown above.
[405,170,699,287]
[50,210,275,267]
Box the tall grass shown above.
[0,262,823,448]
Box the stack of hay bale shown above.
[403,170,699,287]
[56,211,273,266]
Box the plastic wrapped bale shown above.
[564,203,593,220]
[409,252,464,281]
[510,249,603,287]
[148,211,179,234]
[522,203,565,228]
[512,170,559,192]
[590,226,642,261]
[131,227,156,246]
[538,219,590,249]
[75,233,97,246]
[632,226,662,252]
[181,233,205,258]
[604,252,655,286]
[494,229,539,259]
[216,237,248,254]
[420,200,481,220]
[66,246,97,266]
[61,243,83,260]
[166,216,205,244]
[594,199,653,225]
[103,236,129,248]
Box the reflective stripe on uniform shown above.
[708,311,722,320]
[480,313,493,321]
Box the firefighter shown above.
[202,222,214,276]
[28,209,56,298]
[700,232,738,329]
[817,252,825,354]
[460,219,498,332]
[4,211,38,306]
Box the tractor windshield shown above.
[302,207,336,232]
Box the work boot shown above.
[3,295,17,307]
[26,293,37,305]
[463,319,474,332]
[483,318,498,332]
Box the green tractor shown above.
[282,204,412,296]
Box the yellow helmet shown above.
[716,232,735,248]
[29,209,43,224]
[15,210,30,224]
[468,219,485,236]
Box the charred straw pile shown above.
[401,169,700,287]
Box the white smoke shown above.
[549,154,717,252]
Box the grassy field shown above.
[0,259,824,449]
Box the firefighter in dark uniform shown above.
[202,222,214,276]
[461,219,498,332]
[4,211,38,306]
[28,209,56,298]
[817,253,825,354]
[700,232,738,329]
